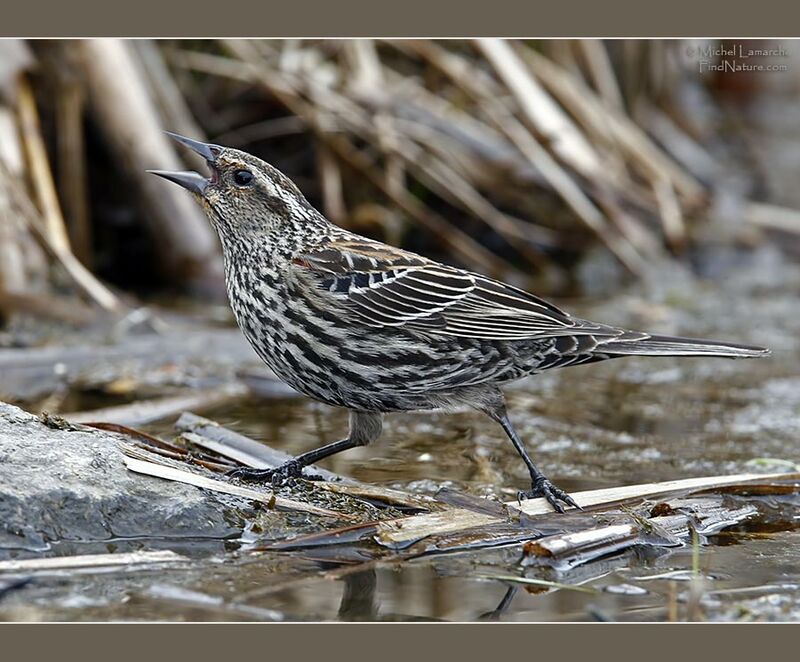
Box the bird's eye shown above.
[232,169,254,187]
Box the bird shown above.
[149,132,770,512]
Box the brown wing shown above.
[293,238,617,340]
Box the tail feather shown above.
[598,333,770,359]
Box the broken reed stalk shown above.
[78,39,224,297]
[523,48,705,205]
[521,496,759,570]
[53,62,93,266]
[122,448,356,520]
[16,77,72,255]
[316,139,347,223]
[745,202,800,236]
[403,40,647,275]
[514,46,706,252]
[0,291,94,325]
[374,472,800,547]
[180,45,529,273]
[478,39,603,182]
[336,78,561,248]
[0,159,121,312]
[0,149,28,296]
[0,61,73,309]
[342,73,553,267]
[575,41,625,111]
[651,175,687,252]
[0,550,186,574]
[395,147,551,269]
[345,40,406,197]
[326,133,516,277]
[185,42,516,278]
[320,81,550,271]
[12,76,120,311]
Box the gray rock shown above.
[0,402,251,556]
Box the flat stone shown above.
[0,402,251,556]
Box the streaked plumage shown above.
[150,133,770,512]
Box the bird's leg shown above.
[226,438,358,485]
[227,411,382,487]
[490,407,580,513]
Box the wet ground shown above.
[0,246,797,622]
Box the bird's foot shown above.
[226,460,303,488]
[518,477,581,513]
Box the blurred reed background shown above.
[0,39,797,332]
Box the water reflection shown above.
[337,568,377,621]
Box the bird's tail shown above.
[598,333,770,359]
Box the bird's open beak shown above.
[164,131,220,163]
[147,169,210,195]
[147,132,222,196]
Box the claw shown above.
[225,467,272,482]
[225,460,303,486]
[518,478,579,513]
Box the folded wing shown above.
[293,239,621,341]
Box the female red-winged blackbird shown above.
[150,133,769,512]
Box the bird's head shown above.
[149,132,319,239]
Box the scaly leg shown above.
[486,402,580,513]
[227,410,382,487]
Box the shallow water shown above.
[1,251,799,622]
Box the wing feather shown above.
[293,239,617,340]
